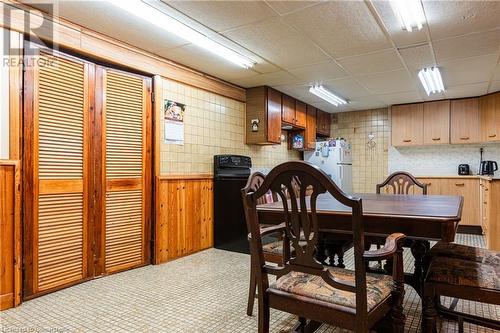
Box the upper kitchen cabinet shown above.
[423,100,450,145]
[480,92,500,142]
[295,100,307,128]
[391,103,423,146]
[316,109,331,137]
[281,95,306,129]
[451,98,480,144]
[246,86,282,145]
[304,105,317,150]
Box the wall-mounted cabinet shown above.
[391,103,424,146]
[423,100,450,145]
[295,100,307,128]
[480,92,500,142]
[246,86,282,145]
[305,105,317,150]
[281,95,306,129]
[316,109,331,137]
[450,97,480,144]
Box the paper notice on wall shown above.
[164,99,185,145]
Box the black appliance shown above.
[458,164,470,175]
[480,160,498,176]
[213,155,252,253]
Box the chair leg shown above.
[247,266,257,316]
[422,285,438,333]
[257,289,270,333]
[391,281,406,333]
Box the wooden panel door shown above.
[423,100,450,145]
[391,103,423,146]
[281,94,295,125]
[316,110,331,136]
[295,100,307,128]
[99,68,152,273]
[444,178,480,226]
[23,47,93,297]
[480,92,500,142]
[451,98,479,144]
[266,88,282,144]
[305,105,317,150]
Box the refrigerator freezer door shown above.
[339,164,353,193]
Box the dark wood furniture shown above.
[376,171,428,195]
[423,243,500,332]
[316,109,331,137]
[242,161,406,333]
[257,191,463,296]
[246,86,282,144]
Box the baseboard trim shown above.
[457,225,483,235]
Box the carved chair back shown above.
[376,171,428,195]
[241,161,369,318]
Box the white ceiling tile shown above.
[424,0,500,40]
[166,1,278,32]
[398,44,436,72]
[271,84,323,105]
[445,82,490,99]
[355,69,417,94]
[311,101,352,113]
[338,49,405,76]
[423,92,447,101]
[433,29,500,63]
[264,1,321,16]
[441,54,498,86]
[286,61,349,84]
[493,63,500,81]
[282,1,392,58]
[321,77,373,98]
[372,0,428,47]
[376,91,422,105]
[345,96,387,111]
[223,18,330,68]
[489,81,500,93]
[231,70,300,88]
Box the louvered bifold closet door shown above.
[23,48,93,297]
[102,68,151,273]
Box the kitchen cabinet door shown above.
[266,88,282,144]
[391,103,423,146]
[451,98,480,144]
[281,94,295,125]
[445,178,480,226]
[305,105,317,150]
[480,92,500,142]
[316,110,331,136]
[423,100,450,145]
[295,100,307,128]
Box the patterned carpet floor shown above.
[0,233,498,332]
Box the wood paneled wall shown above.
[155,175,213,264]
[0,161,21,310]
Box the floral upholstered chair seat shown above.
[426,256,499,290]
[270,267,393,311]
[429,242,500,270]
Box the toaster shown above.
[458,164,470,175]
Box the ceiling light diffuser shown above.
[418,67,445,95]
[309,85,347,107]
[392,0,426,32]
[108,0,255,68]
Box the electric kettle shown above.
[480,160,498,175]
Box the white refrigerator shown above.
[303,140,353,193]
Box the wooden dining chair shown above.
[376,171,428,195]
[242,161,406,333]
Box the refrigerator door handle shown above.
[339,165,342,179]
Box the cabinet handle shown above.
[432,137,441,141]
[485,188,489,191]
[460,136,469,140]
[488,134,497,138]
[484,201,488,204]
[403,139,412,142]
[455,183,465,186]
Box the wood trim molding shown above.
[0,0,246,102]
[8,30,22,160]
[158,174,213,180]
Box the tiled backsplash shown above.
[331,108,389,193]
[159,78,300,174]
[389,144,500,176]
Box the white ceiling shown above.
[27,0,500,112]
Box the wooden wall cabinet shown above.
[391,103,423,146]
[295,100,307,128]
[451,98,480,144]
[479,92,500,142]
[281,95,306,128]
[246,86,282,145]
[423,100,450,145]
[316,109,331,137]
[304,105,317,150]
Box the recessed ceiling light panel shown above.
[108,0,255,68]
[418,67,445,95]
[309,85,347,107]
[392,0,426,32]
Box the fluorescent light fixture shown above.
[392,0,426,32]
[108,0,255,69]
[309,85,347,107]
[418,67,445,95]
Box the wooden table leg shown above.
[409,240,430,296]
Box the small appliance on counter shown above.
[480,160,498,176]
[458,164,470,175]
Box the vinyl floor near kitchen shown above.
[0,234,498,333]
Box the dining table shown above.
[256,192,464,296]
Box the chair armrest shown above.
[363,233,405,261]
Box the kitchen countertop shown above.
[414,175,499,181]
